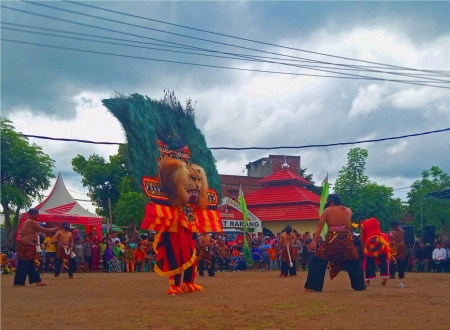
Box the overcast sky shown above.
[2,1,450,212]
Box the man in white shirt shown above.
[110,231,121,245]
[431,242,446,273]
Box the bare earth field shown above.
[1,271,449,330]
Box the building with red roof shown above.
[219,156,321,235]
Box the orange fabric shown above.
[141,203,222,234]
[232,249,239,257]
[134,249,147,261]
[268,247,277,261]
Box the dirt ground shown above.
[1,270,449,330]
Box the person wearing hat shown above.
[48,221,75,279]
[304,194,366,292]
[13,208,59,287]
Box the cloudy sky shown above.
[2,1,450,212]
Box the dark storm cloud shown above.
[1,1,253,117]
[2,1,450,195]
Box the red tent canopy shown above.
[17,173,103,241]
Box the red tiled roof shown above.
[250,204,319,221]
[245,184,320,205]
[219,203,319,222]
[258,169,311,186]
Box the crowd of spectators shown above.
[2,230,450,275]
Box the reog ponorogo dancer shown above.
[103,92,222,295]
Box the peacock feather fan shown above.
[102,91,222,197]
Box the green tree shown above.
[334,147,369,204]
[1,118,55,248]
[334,147,404,229]
[299,167,323,196]
[407,166,450,233]
[113,176,148,238]
[72,144,137,218]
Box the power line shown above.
[4,38,449,89]
[21,127,450,150]
[65,1,450,75]
[16,2,450,82]
[4,4,450,87]
[4,26,449,85]
[4,25,450,85]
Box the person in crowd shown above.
[73,237,85,273]
[99,237,108,271]
[146,245,156,272]
[134,244,147,272]
[237,253,247,271]
[105,233,113,246]
[72,228,80,242]
[82,235,92,272]
[229,257,237,272]
[231,246,240,260]
[431,242,446,272]
[123,245,135,272]
[413,241,430,272]
[301,232,313,271]
[113,241,122,259]
[261,237,271,271]
[111,231,120,245]
[148,230,156,244]
[91,239,101,272]
[43,232,56,272]
[304,194,366,292]
[216,240,231,271]
[389,221,406,279]
[46,257,56,273]
[13,208,58,287]
[292,236,301,271]
[235,232,245,252]
[140,235,149,248]
[104,243,122,273]
[128,236,137,250]
[252,242,262,271]
[268,242,278,271]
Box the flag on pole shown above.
[319,173,329,237]
[238,186,253,266]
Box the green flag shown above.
[319,174,329,237]
[238,186,253,266]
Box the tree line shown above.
[2,117,449,249]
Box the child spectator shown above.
[229,258,237,272]
[237,253,247,271]
[73,237,85,273]
[113,241,122,259]
[145,244,155,272]
[268,242,278,271]
[128,236,137,250]
[252,243,262,270]
[134,244,147,272]
[123,245,135,272]
[261,237,271,271]
[91,239,101,272]
[82,235,92,272]
[99,237,108,271]
[231,246,240,260]
[46,257,56,273]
